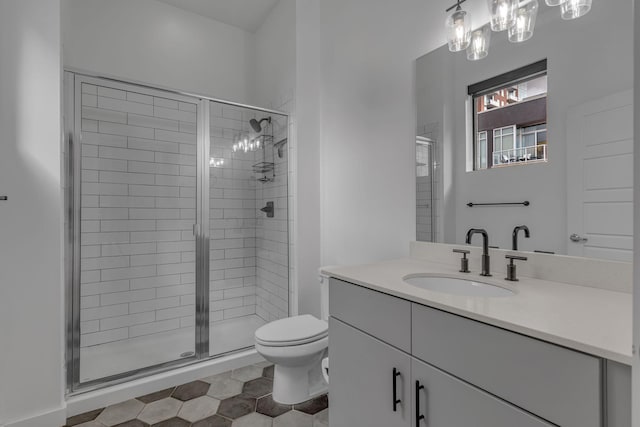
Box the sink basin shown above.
[403,276,514,297]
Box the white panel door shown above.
[566,90,633,261]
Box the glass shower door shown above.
[71,75,204,385]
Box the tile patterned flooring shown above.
[63,362,328,427]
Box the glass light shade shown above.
[446,8,472,52]
[508,0,539,43]
[467,26,491,60]
[487,0,517,31]
[544,0,564,5]
[560,0,591,19]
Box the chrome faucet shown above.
[465,228,491,277]
[512,225,530,251]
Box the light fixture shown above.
[544,0,564,5]
[467,25,492,60]
[560,0,591,19]
[487,0,517,31]
[508,0,539,43]
[209,157,224,167]
[445,0,472,52]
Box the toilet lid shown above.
[255,315,328,347]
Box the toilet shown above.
[254,270,331,404]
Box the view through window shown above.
[471,62,547,171]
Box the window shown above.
[469,60,547,171]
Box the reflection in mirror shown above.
[415,0,633,261]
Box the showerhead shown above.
[250,116,271,133]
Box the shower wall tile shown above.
[79,82,198,348]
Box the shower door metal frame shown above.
[65,72,211,394]
[65,69,290,395]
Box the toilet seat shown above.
[255,314,328,347]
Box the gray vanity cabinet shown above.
[411,357,553,427]
[329,317,412,427]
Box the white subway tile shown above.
[130,230,181,243]
[223,286,256,299]
[179,122,196,134]
[154,97,178,109]
[80,270,101,284]
[157,283,196,298]
[179,165,196,176]
[210,278,243,291]
[81,280,130,296]
[128,114,179,131]
[128,137,180,154]
[156,219,193,231]
[99,195,154,208]
[180,208,196,220]
[179,144,196,155]
[130,252,181,267]
[101,265,156,282]
[100,289,156,306]
[180,315,195,328]
[130,274,182,290]
[225,267,255,279]
[99,146,154,162]
[127,92,153,105]
[178,102,197,112]
[181,251,195,263]
[156,197,195,209]
[81,256,129,271]
[82,183,128,196]
[82,144,99,157]
[82,119,98,132]
[82,132,127,148]
[155,129,196,145]
[99,122,154,139]
[157,241,194,253]
[155,152,196,166]
[224,305,255,320]
[83,157,127,172]
[154,106,196,123]
[81,328,129,347]
[129,208,180,220]
[82,245,102,258]
[100,220,156,232]
[81,295,100,308]
[210,259,243,271]
[128,161,180,176]
[129,319,179,337]
[210,239,244,250]
[210,297,243,311]
[98,96,153,116]
[130,296,180,314]
[82,170,99,182]
[155,175,196,187]
[100,171,155,185]
[82,232,129,245]
[101,243,156,256]
[81,320,100,334]
[82,84,98,95]
[155,304,194,321]
[100,311,155,330]
[82,106,127,124]
[97,86,126,100]
[81,303,129,321]
[81,220,100,233]
[129,184,179,197]
[156,262,194,276]
[211,311,224,322]
[179,187,195,198]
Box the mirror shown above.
[415,0,633,261]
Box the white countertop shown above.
[323,257,633,365]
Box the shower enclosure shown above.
[65,72,289,392]
[416,136,436,242]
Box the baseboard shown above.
[66,349,262,417]
[4,406,66,427]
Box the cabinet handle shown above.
[392,368,401,411]
[415,380,425,426]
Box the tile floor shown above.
[63,362,328,427]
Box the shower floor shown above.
[80,315,266,383]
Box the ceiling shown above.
[155,0,280,32]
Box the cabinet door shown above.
[329,317,411,427]
[411,358,554,427]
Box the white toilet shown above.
[254,271,331,404]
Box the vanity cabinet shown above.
[329,278,630,427]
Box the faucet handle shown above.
[505,254,527,281]
[453,249,470,273]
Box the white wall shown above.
[632,0,640,424]
[0,1,65,426]
[317,0,442,266]
[62,0,255,104]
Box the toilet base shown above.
[272,351,328,405]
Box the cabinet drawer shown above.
[330,278,411,352]
[412,303,601,427]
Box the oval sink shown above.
[403,276,514,297]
